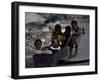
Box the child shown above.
[33,39,43,54]
[33,39,52,54]
[69,20,81,58]
[62,26,71,48]
[33,39,53,67]
[51,24,63,47]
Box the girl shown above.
[69,20,81,58]
[51,24,63,47]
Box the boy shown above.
[33,39,52,54]
[33,39,53,67]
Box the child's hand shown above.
[42,47,47,50]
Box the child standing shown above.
[69,20,82,58]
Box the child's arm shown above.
[72,28,82,36]
[50,46,61,50]
[65,35,73,46]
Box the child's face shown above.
[35,42,42,50]
[72,23,77,27]
[65,29,71,33]
[72,23,78,30]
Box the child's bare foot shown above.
[72,52,78,57]
[68,55,72,59]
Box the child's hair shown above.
[54,24,62,33]
[65,26,71,33]
[34,39,42,46]
[71,20,78,26]
[71,20,79,32]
